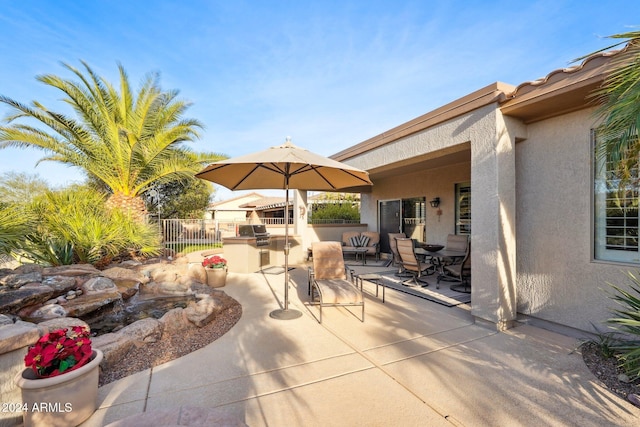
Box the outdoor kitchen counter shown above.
[223,235,304,273]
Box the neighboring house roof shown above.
[239,197,289,210]
[207,192,265,210]
[333,44,631,163]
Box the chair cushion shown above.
[446,234,468,252]
[349,235,362,247]
[342,231,361,246]
[314,279,363,304]
[312,242,347,280]
[361,231,379,246]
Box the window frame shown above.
[455,182,471,235]
[593,129,640,264]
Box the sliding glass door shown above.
[378,197,426,253]
[378,200,401,253]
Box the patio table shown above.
[342,247,368,265]
[416,248,466,284]
[354,273,385,302]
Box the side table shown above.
[355,273,385,303]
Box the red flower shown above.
[24,326,93,378]
[202,255,227,269]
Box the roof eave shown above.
[332,82,514,162]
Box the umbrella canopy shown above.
[196,137,373,320]
[195,138,372,191]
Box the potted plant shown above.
[15,326,103,427]
[202,255,228,287]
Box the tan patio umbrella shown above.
[196,137,372,320]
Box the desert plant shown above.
[583,323,622,359]
[606,271,640,379]
[582,31,640,179]
[14,186,162,266]
[0,204,33,257]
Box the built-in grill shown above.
[238,224,270,246]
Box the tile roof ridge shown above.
[506,43,632,99]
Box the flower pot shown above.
[206,267,227,287]
[15,349,103,427]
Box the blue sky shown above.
[0,1,637,200]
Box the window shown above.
[455,183,471,235]
[402,198,426,241]
[594,131,640,263]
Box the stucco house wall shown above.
[360,163,471,245]
[515,108,626,331]
[327,46,635,334]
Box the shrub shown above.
[311,203,360,221]
[606,271,640,379]
[0,204,33,257]
[13,186,162,266]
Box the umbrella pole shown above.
[269,174,302,320]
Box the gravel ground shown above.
[581,341,640,405]
[98,300,242,386]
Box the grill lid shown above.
[238,224,269,237]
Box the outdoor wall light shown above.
[430,197,440,208]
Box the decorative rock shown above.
[41,275,78,295]
[26,304,68,321]
[56,296,68,304]
[618,373,631,383]
[38,317,90,334]
[159,307,190,333]
[187,263,207,284]
[118,289,138,301]
[184,296,223,327]
[150,268,179,283]
[145,280,191,295]
[0,271,43,289]
[118,318,163,344]
[82,276,118,293]
[63,291,123,318]
[66,293,76,300]
[91,332,136,370]
[44,299,57,305]
[12,264,43,274]
[0,321,40,354]
[0,314,13,326]
[101,266,149,284]
[42,264,101,277]
[0,285,54,314]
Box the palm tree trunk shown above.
[105,192,147,222]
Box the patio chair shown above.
[443,234,469,265]
[396,237,436,287]
[388,232,411,276]
[438,240,471,292]
[309,242,364,323]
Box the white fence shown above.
[160,219,231,251]
[160,218,365,252]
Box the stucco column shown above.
[470,119,517,330]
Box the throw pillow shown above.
[358,235,370,247]
[349,235,361,247]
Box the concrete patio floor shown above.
[81,263,640,427]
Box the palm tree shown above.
[587,30,640,170]
[0,61,225,219]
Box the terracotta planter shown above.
[15,349,103,427]
[206,267,227,287]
